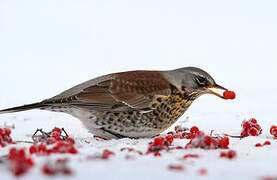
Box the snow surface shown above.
[1,0,277,179]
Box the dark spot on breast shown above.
[153,110,159,116]
[157,97,162,102]
[152,103,158,108]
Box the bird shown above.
[0,67,229,139]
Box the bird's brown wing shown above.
[44,71,172,112]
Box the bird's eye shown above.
[196,76,207,86]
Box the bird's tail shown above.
[0,103,48,114]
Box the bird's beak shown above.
[204,84,228,99]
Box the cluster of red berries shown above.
[0,127,13,147]
[8,148,34,176]
[240,118,262,137]
[29,141,77,155]
[167,125,201,139]
[146,135,174,156]
[42,158,72,176]
[29,127,78,155]
[270,125,277,138]
[179,126,202,139]
[223,91,236,100]
[255,141,271,147]
[186,132,229,149]
[219,150,236,159]
[33,127,69,144]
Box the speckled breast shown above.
[94,87,199,137]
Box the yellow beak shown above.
[205,84,228,99]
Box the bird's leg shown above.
[61,128,69,140]
[32,128,50,143]
[89,128,122,140]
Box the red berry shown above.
[182,132,191,139]
[66,137,75,145]
[220,150,236,159]
[68,146,78,154]
[227,150,236,159]
[242,121,251,129]
[153,137,164,146]
[102,149,115,159]
[26,158,34,167]
[220,152,227,158]
[52,127,62,134]
[210,138,219,147]
[203,136,212,146]
[154,151,161,156]
[190,126,199,134]
[270,126,275,135]
[219,137,229,149]
[42,164,55,175]
[38,144,47,152]
[196,131,205,137]
[255,143,262,147]
[270,126,277,137]
[29,145,37,154]
[9,148,34,176]
[263,141,271,146]
[253,123,261,130]
[52,132,60,139]
[223,91,236,100]
[174,135,182,139]
[248,127,258,136]
[249,118,257,124]
[9,148,17,159]
[18,149,25,157]
[165,135,174,145]
[4,128,11,136]
[5,136,13,143]
[240,129,249,137]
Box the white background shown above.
[0,0,276,113]
[0,1,277,180]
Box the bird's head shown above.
[163,67,228,99]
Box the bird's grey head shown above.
[163,67,228,98]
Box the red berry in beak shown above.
[223,91,236,100]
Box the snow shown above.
[0,0,277,179]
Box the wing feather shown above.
[44,71,171,111]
